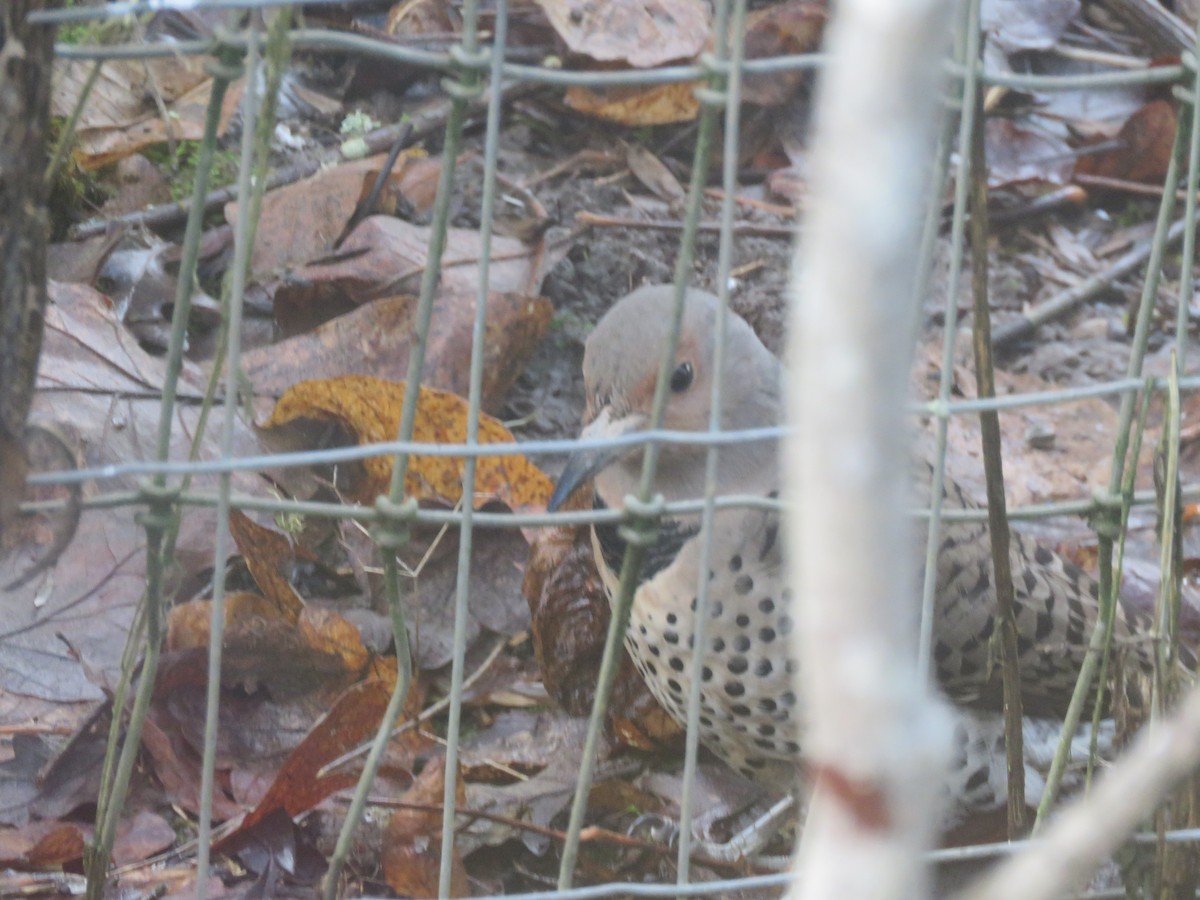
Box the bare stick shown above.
[959,677,1200,900]
[786,0,953,897]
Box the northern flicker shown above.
[548,284,1156,825]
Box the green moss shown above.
[55,2,141,46]
[144,141,241,202]
[340,110,381,137]
[45,116,111,239]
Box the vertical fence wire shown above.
[195,17,262,895]
[675,0,749,881]
[918,0,982,679]
[323,3,487,894]
[554,13,728,889]
[438,2,509,895]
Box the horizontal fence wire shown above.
[13,0,1200,897]
[24,373,1200,488]
[41,25,1182,89]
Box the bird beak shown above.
[547,407,645,512]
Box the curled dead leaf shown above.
[742,1,828,106]
[532,0,709,68]
[565,82,700,126]
[383,757,468,898]
[227,511,306,621]
[217,676,422,843]
[263,375,553,510]
[523,488,682,749]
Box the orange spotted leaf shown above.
[227,510,305,621]
[265,375,552,510]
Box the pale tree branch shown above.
[786,0,954,897]
[958,678,1200,900]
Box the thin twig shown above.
[994,210,1196,349]
[967,72,1026,837]
[316,633,508,778]
[575,210,796,238]
[959,676,1200,900]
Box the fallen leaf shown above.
[985,118,1075,187]
[1075,99,1178,185]
[53,57,243,170]
[624,143,684,202]
[523,489,681,745]
[742,1,827,106]
[983,0,1080,54]
[1,283,261,731]
[0,735,52,828]
[383,757,468,899]
[227,511,306,621]
[463,717,595,855]
[565,82,700,125]
[387,0,458,35]
[532,0,709,67]
[224,152,426,276]
[0,821,86,867]
[263,375,553,510]
[383,525,533,670]
[221,677,405,840]
[270,217,554,334]
[1,424,81,591]
[243,290,553,415]
[142,707,243,821]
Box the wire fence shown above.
[8,0,1200,897]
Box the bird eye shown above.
[670,361,694,393]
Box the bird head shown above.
[548,285,781,513]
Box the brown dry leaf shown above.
[141,707,244,821]
[53,55,206,121]
[165,591,279,652]
[295,607,373,676]
[53,57,243,170]
[984,118,1075,187]
[46,229,124,285]
[767,165,807,206]
[380,525,533,671]
[1075,99,1178,185]
[222,678,402,838]
[396,156,443,213]
[742,0,827,106]
[264,375,554,510]
[912,341,1147,508]
[383,757,468,899]
[461,715,597,854]
[165,603,374,698]
[227,511,306,621]
[0,821,86,868]
[1,424,81,591]
[146,643,414,820]
[387,0,459,34]
[243,290,553,415]
[983,0,1081,54]
[522,489,681,746]
[532,0,708,67]
[224,152,426,276]
[269,217,558,334]
[624,143,684,202]
[1,283,261,730]
[565,81,700,125]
